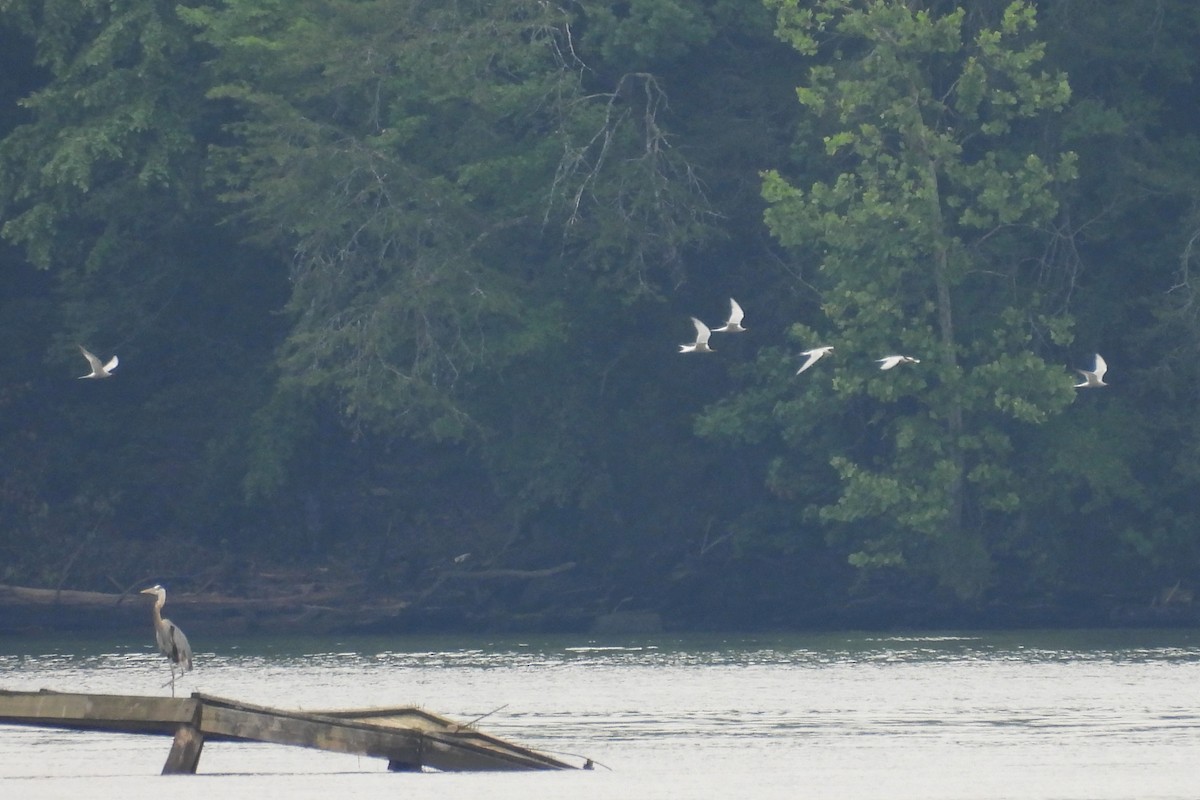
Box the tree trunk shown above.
[922,155,966,541]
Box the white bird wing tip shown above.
[79,346,102,370]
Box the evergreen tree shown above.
[734,0,1078,598]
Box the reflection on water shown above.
[1,630,1199,799]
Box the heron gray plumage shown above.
[140,584,192,696]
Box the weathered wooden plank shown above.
[196,694,573,769]
[0,690,581,773]
[425,728,570,769]
[315,706,569,767]
[417,733,562,771]
[318,705,462,732]
[198,699,564,771]
[199,703,426,765]
[0,689,196,734]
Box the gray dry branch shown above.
[546,72,713,288]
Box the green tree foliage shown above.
[1029,0,1200,598]
[2,0,1199,627]
[727,0,1079,598]
[0,0,209,271]
[0,1,784,595]
[181,0,715,447]
[0,0,282,582]
[168,0,762,588]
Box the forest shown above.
[2,0,1200,634]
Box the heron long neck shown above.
[151,594,165,625]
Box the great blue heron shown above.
[140,584,192,696]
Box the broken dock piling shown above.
[0,688,583,774]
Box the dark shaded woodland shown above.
[3,1,1200,633]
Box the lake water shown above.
[1,629,1198,799]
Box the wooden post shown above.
[162,701,205,775]
[162,723,205,774]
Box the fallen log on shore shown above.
[0,582,409,636]
[0,561,585,635]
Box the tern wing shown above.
[796,347,828,374]
[727,298,744,326]
[1092,353,1107,381]
[78,345,103,372]
[691,317,711,345]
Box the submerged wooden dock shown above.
[0,688,585,774]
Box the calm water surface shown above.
[1,629,1197,799]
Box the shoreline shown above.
[3,582,1198,637]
